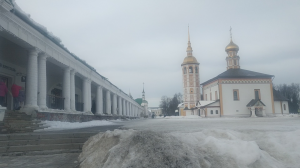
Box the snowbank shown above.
[157,115,202,119]
[36,120,119,132]
[79,129,300,168]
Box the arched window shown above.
[184,67,187,74]
[284,104,286,110]
[211,110,213,114]
[216,110,218,114]
[189,66,193,73]
[195,67,198,73]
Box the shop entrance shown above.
[0,75,12,109]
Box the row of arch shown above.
[183,66,198,74]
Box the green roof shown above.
[135,98,142,105]
[135,98,148,105]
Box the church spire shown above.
[186,26,193,57]
[142,83,145,101]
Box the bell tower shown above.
[181,27,200,116]
[225,27,240,69]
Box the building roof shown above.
[246,99,266,107]
[135,98,148,105]
[273,89,289,101]
[199,100,220,108]
[201,68,274,86]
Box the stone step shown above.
[0,132,99,156]
[4,122,42,125]
[0,132,96,141]
[1,149,82,156]
[0,143,83,154]
[0,137,87,147]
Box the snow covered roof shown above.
[201,69,274,86]
[198,101,219,108]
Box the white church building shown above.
[180,29,289,117]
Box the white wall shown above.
[275,101,289,114]
[206,107,221,117]
[203,81,219,101]
[221,83,273,116]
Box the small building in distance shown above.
[135,84,149,117]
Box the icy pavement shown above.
[35,120,121,132]
[79,116,300,168]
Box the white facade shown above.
[203,81,219,101]
[221,80,274,117]
[274,101,289,115]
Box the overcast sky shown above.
[16,0,300,107]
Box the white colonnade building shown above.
[0,1,144,118]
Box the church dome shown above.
[182,56,199,65]
[225,39,239,52]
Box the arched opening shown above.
[184,67,187,74]
[189,66,193,73]
[284,104,286,110]
[195,67,198,73]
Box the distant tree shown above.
[159,93,183,116]
[275,83,300,113]
[159,96,171,115]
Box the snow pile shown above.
[36,120,119,132]
[159,115,202,119]
[275,114,300,117]
[79,129,300,168]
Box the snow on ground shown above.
[79,116,300,168]
[36,120,121,132]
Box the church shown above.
[180,28,289,117]
[135,84,149,117]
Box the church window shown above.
[190,88,194,93]
[205,94,207,101]
[233,89,239,100]
[211,110,213,114]
[215,91,218,100]
[254,89,261,99]
[283,104,286,110]
[184,67,187,74]
[189,66,193,73]
[195,67,198,73]
[216,110,218,114]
